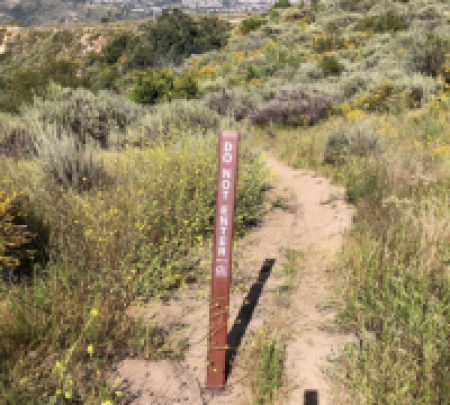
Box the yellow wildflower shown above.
[433,145,450,155]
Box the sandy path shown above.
[110,157,356,404]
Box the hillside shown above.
[0,0,449,403]
[1,0,449,114]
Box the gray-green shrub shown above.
[324,120,383,165]
[251,88,332,126]
[205,89,258,121]
[0,113,36,159]
[125,99,224,147]
[27,118,110,193]
[408,33,450,77]
[21,83,147,150]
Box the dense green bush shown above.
[96,65,120,91]
[102,33,154,71]
[98,9,229,73]
[268,9,280,19]
[240,17,263,35]
[103,34,131,65]
[125,40,154,69]
[409,34,449,77]
[354,10,409,33]
[0,61,91,113]
[339,0,373,12]
[310,0,321,12]
[51,30,74,46]
[312,34,345,53]
[272,0,291,9]
[319,55,343,76]
[132,69,199,105]
[145,8,230,66]
[246,65,263,81]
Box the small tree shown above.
[311,0,320,11]
[240,17,263,35]
[410,34,449,77]
[272,0,291,10]
[132,69,198,105]
[104,34,130,65]
[319,55,343,76]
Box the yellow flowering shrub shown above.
[340,81,398,113]
[311,33,359,53]
[199,62,218,78]
[0,190,35,274]
[232,52,244,63]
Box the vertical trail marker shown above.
[206,131,240,388]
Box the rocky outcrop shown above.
[79,32,109,54]
[0,26,22,54]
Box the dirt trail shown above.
[111,157,356,404]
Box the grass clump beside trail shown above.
[0,85,268,403]
[239,327,286,405]
[255,338,285,404]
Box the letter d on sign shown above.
[206,131,239,388]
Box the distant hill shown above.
[0,0,280,26]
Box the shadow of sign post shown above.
[225,258,275,380]
[206,131,239,388]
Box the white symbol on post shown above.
[216,264,227,277]
[223,141,233,163]
[222,168,232,201]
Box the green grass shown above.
[275,248,303,308]
[271,195,290,210]
[255,337,285,404]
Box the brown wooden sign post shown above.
[206,131,240,388]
